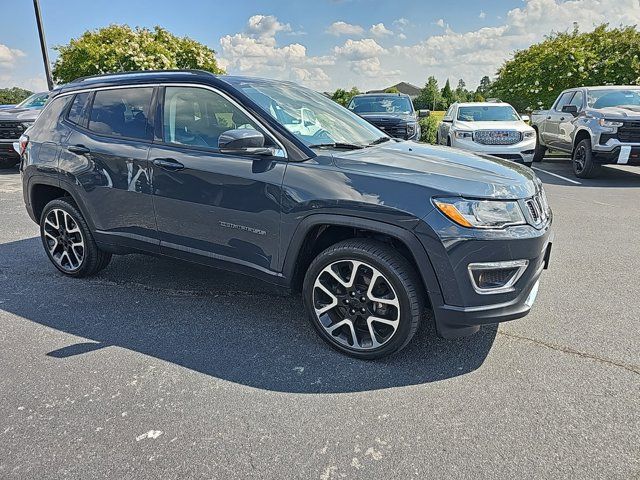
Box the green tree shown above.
[331,86,361,107]
[476,75,492,98]
[384,87,400,93]
[455,78,470,103]
[0,87,33,104]
[52,24,224,84]
[414,76,442,110]
[491,24,640,112]
[441,79,455,108]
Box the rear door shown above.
[60,86,158,251]
[149,85,287,275]
[544,91,574,149]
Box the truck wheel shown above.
[303,239,424,359]
[40,198,112,277]
[0,158,19,169]
[435,132,440,145]
[572,138,602,179]
[532,131,546,162]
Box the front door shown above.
[149,85,287,275]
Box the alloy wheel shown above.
[43,208,85,272]
[574,145,586,173]
[312,259,400,351]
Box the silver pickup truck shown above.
[531,86,640,178]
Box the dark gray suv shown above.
[19,70,552,359]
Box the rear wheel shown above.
[303,239,424,359]
[572,138,602,179]
[40,198,112,277]
[533,130,546,162]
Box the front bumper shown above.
[592,143,640,165]
[452,136,536,164]
[415,210,553,338]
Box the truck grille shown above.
[376,123,407,139]
[0,121,25,140]
[617,121,640,143]
[474,130,522,145]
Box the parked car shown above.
[19,71,552,359]
[437,102,537,167]
[0,91,49,169]
[531,86,640,178]
[0,104,16,110]
[347,93,428,140]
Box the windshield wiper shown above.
[308,142,364,150]
[367,137,392,146]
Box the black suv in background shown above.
[348,93,428,140]
[20,70,552,359]
[0,92,48,169]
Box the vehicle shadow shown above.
[0,237,498,394]
[535,157,640,187]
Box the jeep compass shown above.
[20,70,552,359]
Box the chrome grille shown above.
[524,189,550,227]
[0,121,25,140]
[474,130,522,145]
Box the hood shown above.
[332,141,538,200]
[455,120,533,132]
[586,106,640,118]
[358,113,416,125]
[0,107,43,122]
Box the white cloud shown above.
[0,44,25,68]
[479,11,487,19]
[247,14,291,38]
[393,18,410,30]
[435,19,445,28]
[397,33,407,40]
[326,21,364,37]
[370,23,393,37]
[334,38,384,60]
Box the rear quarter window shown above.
[28,95,73,142]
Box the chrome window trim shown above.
[56,82,288,158]
[468,259,529,295]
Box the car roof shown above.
[456,102,513,107]
[351,93,410,98]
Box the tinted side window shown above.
[88,87,153,140]
[568,91,584,109]
[554,92,575,111]
[163,86,267,150]
[67,92,91,126]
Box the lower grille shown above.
[617,123,640,143]
[0,121,24,140]
[474,130,522,145]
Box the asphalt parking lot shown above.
[0,158,638,479]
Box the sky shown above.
[1,0,639,93]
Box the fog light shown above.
[468,260,528,294]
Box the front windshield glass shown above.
[17,93,49,109]
[457,105,520,121]
[349,95,413,115]
[225,78,386,147]
[587,88,640,109]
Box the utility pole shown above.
[33,0,54,90]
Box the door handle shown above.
[547,116,552,120]
[560,117,565,121]
[67,144,90,155]
[152,158,184,171]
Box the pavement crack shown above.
[498,330,640,375]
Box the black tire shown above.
[446,136,452,147]
[0,158,19,170]
[303,239,424,359]
[435,132,440,145]
[532,130,546,162]
[572,138,602,179]
[40,198,112,277]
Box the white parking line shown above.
[532,166,582,185]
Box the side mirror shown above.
[561,105,578,116]
[418,109,430,118]
[441,117,453,123]
[521,114,530,122]
[218,129,273,155]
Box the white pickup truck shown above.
[531,86,640,178]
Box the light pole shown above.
[33,0,54,90]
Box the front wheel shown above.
[40,198,112,277]
[532,131,546,162]
[572,138,602,179]
[303,239,424,359]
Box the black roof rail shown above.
[69,69,217,83]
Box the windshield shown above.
[348,95,413,115]
[17,92,49,109]
[457,105,520,122]
[588,88,640,109]
[225,78,386,147]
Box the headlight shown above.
[523,131,536,139]
[20,121,34,131]
[407,122,417,136]
[598,119,623,128]
[454,130,473,139]
[434,197,526,229]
